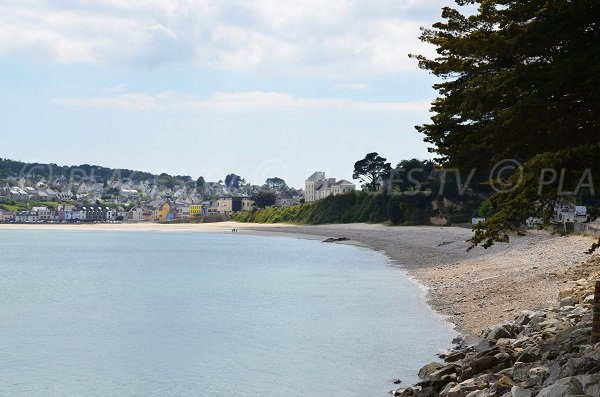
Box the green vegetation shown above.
[412,0,600,248]
[0,197,76,212]
[352,152,392,192]
[236,191,453,226]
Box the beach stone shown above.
[495,375,514,389]
[496,338,515,346]
[465,390,488,397]
[582,295,594,305]
[510,386,532,397]
[559,288,574,301]
[440,382,458,397]
[445,350,469,363]
[528,311,547,329]
[427,365,459,380]
[574,374,600,396]
[515,311,536,327]
[484,323,514,341]
[559,297,575,308]
[413,386,438,397]
[511,362,531,382]
[528,366,549,382]
[419,362,444,379]
[447,383,465,397]
[536,377,584,397]
[515,346,540,363]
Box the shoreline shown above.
[0,221,595,338]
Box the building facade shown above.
[304,172,356,202]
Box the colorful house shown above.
[189,204,202,218]
[155,202,171,222]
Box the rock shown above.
[568,327,591,342]
[419,362,444,379]
[515,346,540,363]
[391,388,413,397]
[440,382,458,397]
[515,311,536,327]
[510,386,532,397]
[574,374,600,396]
[495,375,514,389]
[528,366,549,382]
[394,379,403,384]
[496,338,516,346]
[413,386,438,397]
[484,323,514,341]
[464,356,498,377]
[511,362,531,382]
[322,237,350,243]
[558,288,574,301]
[559,297,575,308]
[535,318,563,331]
[465,390,488,397]
[537,377,584,397]
[425,365,459,383]
[582,294,594,305]
[445,350,469,363]
[447,383,465,397]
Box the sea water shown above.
[0,230,455,396]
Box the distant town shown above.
[0,161,356,224]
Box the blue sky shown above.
[0,0,453,188]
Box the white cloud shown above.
[334,83,370,90]
[55,90,430,112]
[0,0,445,75]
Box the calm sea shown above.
[0,230,454,396]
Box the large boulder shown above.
[419,362,445,379]
[484,323,514,341]
[510,386,532,397]
[536,377,584,397]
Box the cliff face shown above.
[393,256,600,397]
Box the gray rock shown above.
[440,382,458,397]
[419,362,444,379]
[516,346,540,363]
[447,383,465,397]
[468,356,498,374]
[528,366,549,382]
[485,323,514,341]
[559,297,575,308]
[510,386,531,397]
[536,377,584,397]
[582,295,594,305]
[465,390,488,397]
[515,311,536,327]
[413,387,438,397]
[511,362,531,382]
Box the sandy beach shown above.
[2,221,596,338]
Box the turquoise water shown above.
[0,230,454,396]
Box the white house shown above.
[304,172,356,202]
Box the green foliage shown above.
[470,145,600,250]
[413,0,600,248]
[225,174,245,189]
[253,191,277,208]
[235,191,434,226]
[412,0,600,172]
[265,177,287,191]
[353,152,392,191]
[477,199,493,218]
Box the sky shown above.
[0,0,455,188]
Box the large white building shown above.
[304,172,356,202]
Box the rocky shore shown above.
[392,255,600,397]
